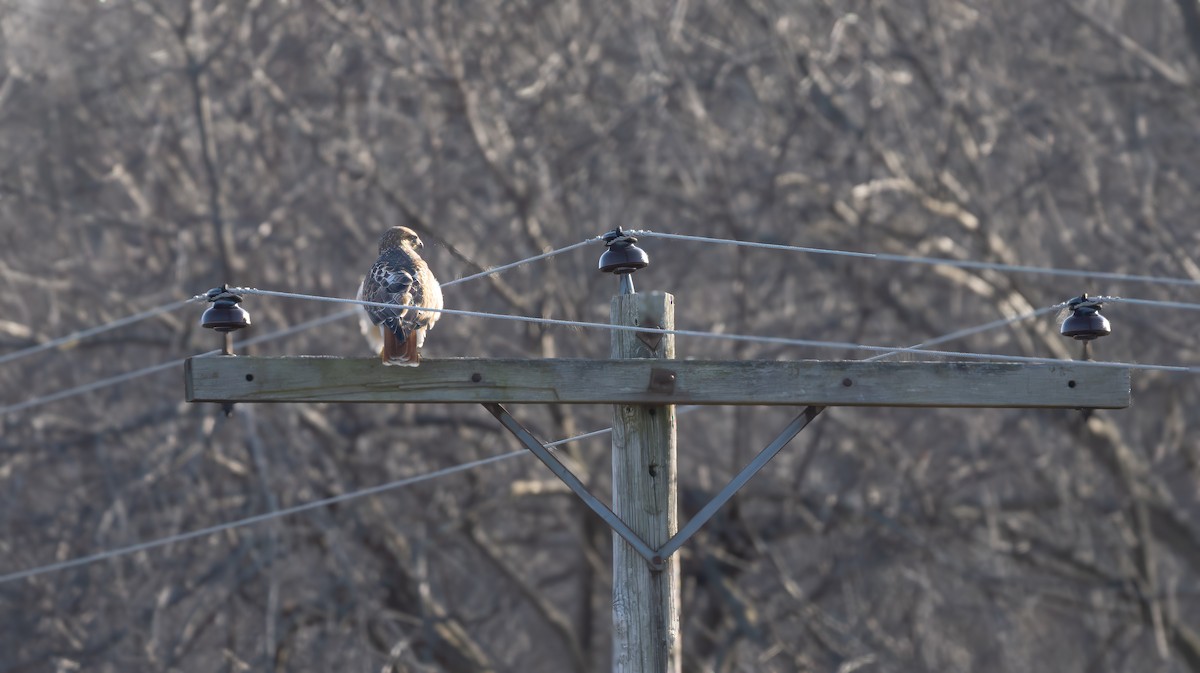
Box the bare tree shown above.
[2,0,1199,671]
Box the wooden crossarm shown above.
[185,357,1130,408]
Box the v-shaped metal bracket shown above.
[484,403,660,565]
[484,403,824,569]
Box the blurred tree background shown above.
[2,0,1199,671]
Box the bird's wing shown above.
[413,263,442,332]
[355,279,384,353]
[361,250,419,338]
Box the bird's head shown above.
[379,226,424,252]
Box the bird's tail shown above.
[381,327,420,366]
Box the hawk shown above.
[357,226,443,366]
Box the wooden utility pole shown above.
[610,291,679,673]
[186,352,1130,673]
[185,242,1132,673]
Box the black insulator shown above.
[598,228,649,274]
[201,286,252,333]
[1060,294,1111,341]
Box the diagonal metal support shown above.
[483,403,661,567]
[657,405,824,559]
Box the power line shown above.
[231,287,1199,374]
[444,237,600,287]
[1102,296,1200,312]
[1053,294,1200,313]
[0,237,591,372]
[0,306,1053,583]
[629,231,1200,289]
[0,423,619,585]
[0,358,195,416]
[0,229,1158,581]
[7,233,1189,418]
[0,310,357,417]
[0,238,597,417]
[864,305,1060,362]
[0,450,523,584]
[0,296,203,366]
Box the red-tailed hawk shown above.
[357,226,443,366]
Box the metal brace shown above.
[485,403,823,568]
[657,405,824,559]
[483,403,663,569]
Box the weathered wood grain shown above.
[610,291,680,673]
[185,356,1131,408]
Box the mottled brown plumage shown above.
[357,226,443,366]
